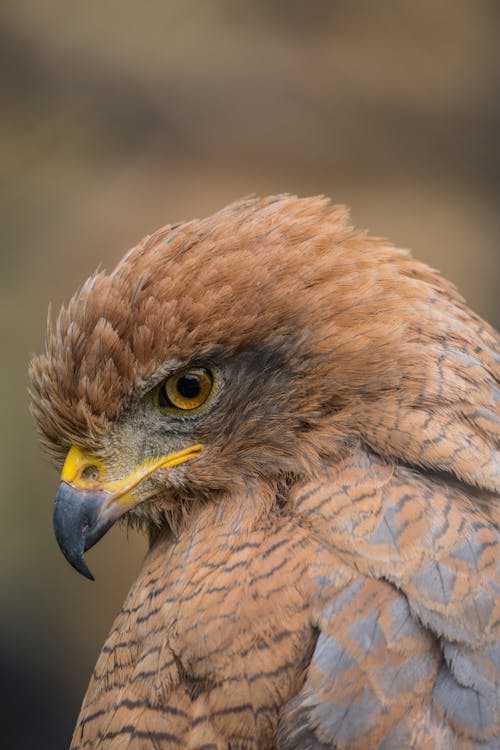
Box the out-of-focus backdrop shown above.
[1,2,499,747]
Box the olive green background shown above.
[1,2,499,747]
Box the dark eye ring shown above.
[158,368,214,412]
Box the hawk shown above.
[30,196,499,749]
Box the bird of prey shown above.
[30,195,499,749]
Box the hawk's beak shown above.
[53,444,203,580]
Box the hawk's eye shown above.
[158,368,214,412]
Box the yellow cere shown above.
[61,444,204,504]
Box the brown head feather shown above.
[30,195,499,503]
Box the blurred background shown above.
[1,1,499,747]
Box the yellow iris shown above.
[159,367,214,411]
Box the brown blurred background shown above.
[1,1,499,747]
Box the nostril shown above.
[82,465,100,482]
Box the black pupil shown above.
[177,374,201,399]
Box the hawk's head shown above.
[30,195,495,578]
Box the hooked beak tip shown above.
[68,553,95,582]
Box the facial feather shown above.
[29,194,499,524]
